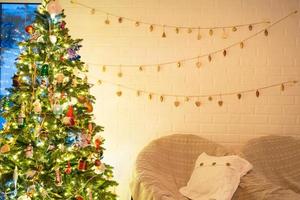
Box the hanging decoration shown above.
[0,144,10,154]
[84,10,298,75]
[33,99,42,114]
[63,106,75,126]
[25,144,33,158]
[47,0,63,16]
[78,158,88,171]
[49,35,57,44]
[25,25,35,35]
[12,74,20,88]
[65,161,72,174]
[91,78,298,108]
[55,168,63,186]
[70,0,270,40]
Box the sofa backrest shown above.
[242,135,300,193]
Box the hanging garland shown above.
[89,77,298,108]
[70,0,270,39]
[84,10,298,76]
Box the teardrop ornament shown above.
[160,96,164,102]
[208,55,212,62]
[281,84,285,91]
[102,65,106,72]
[240,42,244,49]
[118,17,123,23]
[248,24,253,31]
[177,62,181,68]
[209,29,213,36]
[264,29,269,36]
[149,25,154,32]
[162,32,167,38]
[232,26,237,32]
[157,65,161,72]
[148,94,153,100]
[256,90,260,97]
[237,93,242,99]
[223,50,227,57]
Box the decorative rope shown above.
[84,10,298,69]
[70,0,270,30]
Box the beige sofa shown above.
[130,134,300,200]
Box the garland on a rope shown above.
[70,0,270,40]
[83,10,298,77]
[88,77,298,107]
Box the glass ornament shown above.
[40,64,49,76]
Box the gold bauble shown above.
[77,96,86,104]
[0,144,10,153]
[85,101,93,113]
[116,91,122,97]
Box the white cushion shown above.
[179,152,253,200]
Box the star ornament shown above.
[47,0,63,16]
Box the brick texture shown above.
[62,0,300,199]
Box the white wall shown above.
[61,0,300,199]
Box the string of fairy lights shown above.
[82,10,298,77]
[70,0,271,40]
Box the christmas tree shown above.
[0,0,117,199]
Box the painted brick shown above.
[61,0,300,199]
[255,105,283,114]
[241,115,269,124]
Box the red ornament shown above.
[60,21,66,29]
[65,161,72,174]
[76,196,84,200]
[65,106,75,126]
[78,159,87,171]
[66,105,74,117]
[95,159,101,166]
[95,139,101,150]
[25,25,34,35]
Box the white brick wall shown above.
[62,0,300,199]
